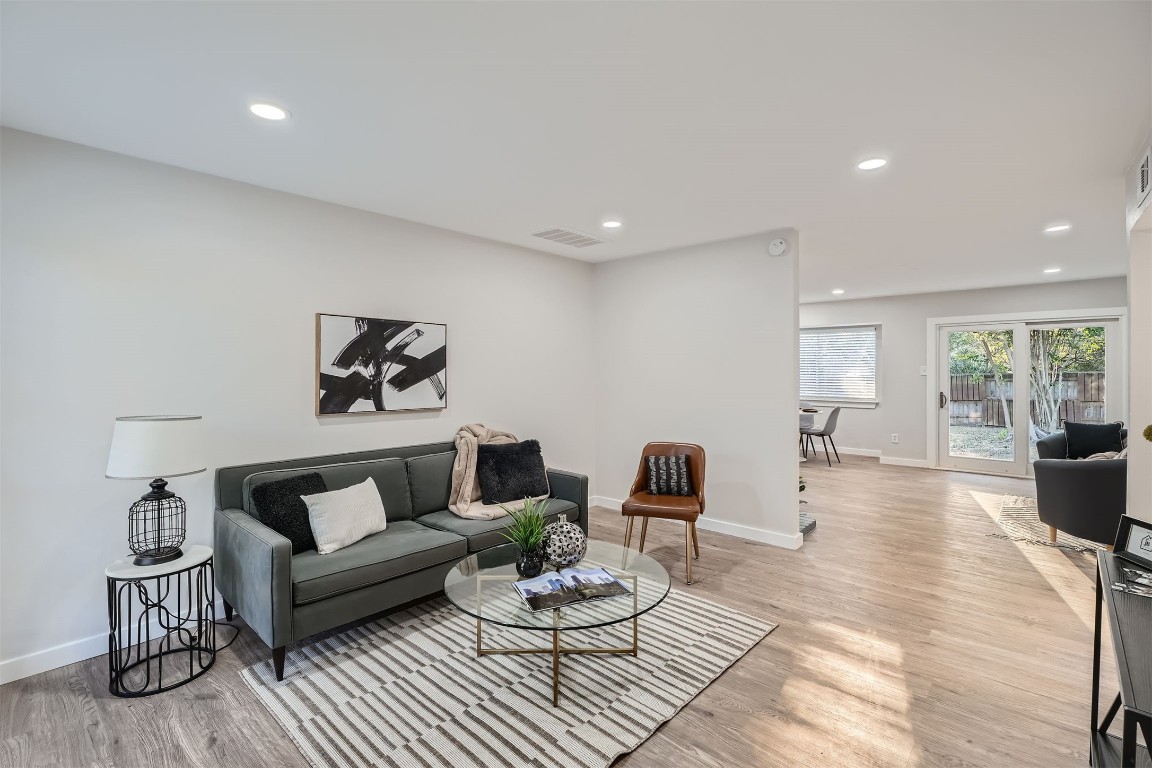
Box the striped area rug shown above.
[241,591,774,768]
[993,495,1097,553]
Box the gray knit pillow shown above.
[646,455,692,496]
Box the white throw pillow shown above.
[301,477,388,554]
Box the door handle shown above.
[939,392,948,409]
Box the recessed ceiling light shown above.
[1043,224,1071,233]
[601,220,623,229]
[832,289,845,295]
[856,158,887,171]
[250,103,289,121]
[1043,267,1062,274]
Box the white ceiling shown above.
[2,1,1149,302]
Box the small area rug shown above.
[241,591,775,768]
[991,495,1096,553]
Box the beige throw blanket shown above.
[449,423,537,520]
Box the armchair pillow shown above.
[1065,422,1124,459]
[301,477,388,554]
[647,454,693,496]
[476,439,549,505]
[249,471,327,554]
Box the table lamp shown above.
[106,415,205,566]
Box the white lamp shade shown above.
[106,416,206,480]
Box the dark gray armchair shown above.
[1033,430,1127,546]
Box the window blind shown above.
[799,326,878,402]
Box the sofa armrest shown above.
[1033,459,1128,545]
[213,508,293,649]
[547,468,589,534]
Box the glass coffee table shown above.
[444,539,671,706]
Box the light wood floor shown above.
[1,455,1110,767]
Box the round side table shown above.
[105,544,216,697]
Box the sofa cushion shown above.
[243,457,413,522]
[1065,422,1124,459]
[417,499,578,552]
[291,520,466,605]
[407,451,455,517]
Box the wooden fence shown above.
[948,372,1105,428]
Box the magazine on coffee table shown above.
[512,567,631,612]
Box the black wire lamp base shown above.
[128,478,187,566]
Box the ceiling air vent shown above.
[532,227,604,248]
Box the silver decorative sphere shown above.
[541,519,587,568]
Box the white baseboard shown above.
[0,599,222,685]
[0,632,111,685]
[589,496,803,550]
[590,495,622,510]
[880,456,930,468]
[694,516,804,550]
[833,446,882,458]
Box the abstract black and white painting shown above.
[316,314,447,414]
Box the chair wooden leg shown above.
[821,436,832,467]
[829,435,841,463]
[690,521,700,559]
[638,517,649,553]
[623,516,635,550]
[1048,525,1058,544]
[685,523,693,584]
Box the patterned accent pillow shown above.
[646,455,693,496]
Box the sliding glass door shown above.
[939,325,1028,474]
[938,319,1120,475]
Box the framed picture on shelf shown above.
[315,313,447,415]
[1114,514,1152,570]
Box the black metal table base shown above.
[106,556,216,697]
[1091,557,1152,768]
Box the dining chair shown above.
[801,406,841,467]
[620,442,706,584]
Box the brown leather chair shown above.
[621,442,706,584]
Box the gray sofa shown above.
[1034,429,1127,545]
[214,440,588,679]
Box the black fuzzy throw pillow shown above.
[250,472,327,554]
[477,440,549,505]
[647,455,693,496]
[1065,422,1124,459]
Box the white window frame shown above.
[799,323,881,409]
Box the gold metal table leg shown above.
[552,610,560,707]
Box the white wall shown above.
[1129,226,1152,522]
[592,231,801,549]
[0,129,597,681]
[800,278,1129,463]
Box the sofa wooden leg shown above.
[1048,525,1058,544]
[222,598,234,622]
[638,518,649,553]
[273,647,286,681]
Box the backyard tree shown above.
[948,327,1105,438]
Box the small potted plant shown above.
[500,497,550,577]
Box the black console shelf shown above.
[1091,551,1152,768]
